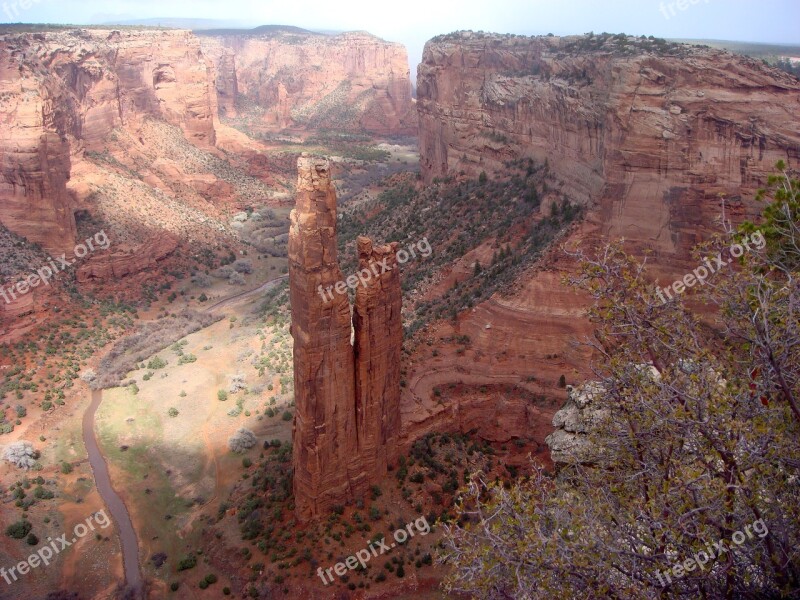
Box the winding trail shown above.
[79,274,289,589]
[206,274,288,313]
[83,389,142,591]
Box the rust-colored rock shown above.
[406,33,800,458]
[0,29,218,256]
[289,156,402,520]
[76,235,178,282]
[353,237,402,482]
[418,32,800,266]
[201,31,416,135]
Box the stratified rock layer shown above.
[418,32,800,264]
[353,237,402,482]
[406,32,800,458]
[290,156,402,520]
[201,31,416,135]
[0,29,218,255]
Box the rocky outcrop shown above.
[545,382,608,464]
[289,155,402,520]
[418,32,800,267]
[353,237,402,481]
[76,235,178,282]
[0,29,218,255]
[201,30,416,135]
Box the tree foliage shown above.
[440,166,800,599]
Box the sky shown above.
[2,0,799,69]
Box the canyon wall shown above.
[200,30,416,135]
[0,28,218,256]
[403,32,800,450]
[418,32,800,271]
[289,155,402,520]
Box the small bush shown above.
[61,462,73,474]
[177,553,197,571]
[6,520,32,539]
[281,411,292,421]
[168,408,179,418]
[228,428,257,453]
[147,356,167,370]
[178,354,197,365]
[217,390,228,402]
[233,260,253,274]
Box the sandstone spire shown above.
[289,155,402,520]
[353,237,402,480]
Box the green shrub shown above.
[177,553,197,571]
[61,462,73,474]
[33,486,54,499]
[168,407,179,417]
[218,390,228,402]
[178,354,197,365]
[26,532,38,546]
[6,520,32,539]
[147,356,167,370]
[281,411,292,421]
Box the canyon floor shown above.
[1,136,555,599]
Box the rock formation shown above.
[406,33,800,454]
[289,155,402,520]
[417,32,800,267]
[200,30,416,135]
[0,29,218,255]
[353,237,402,481]
[545,382,608,464]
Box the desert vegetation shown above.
[440,166,800,599]
[94,310,220,389]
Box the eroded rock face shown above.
[406,33,800,450]
[201,31,416,135]
[290,156,403,520]
[0,29,218,255]
[545,382,608,464]
[418,32,800,263]
[76,235,179,282]
[353,237,402,482]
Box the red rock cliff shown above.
[402,32,800,452]
[0,29,218,255]
[418,32,800,266]
[290,155,402,520]
[201,31,416,135]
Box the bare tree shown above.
[228,428,257,453]
[4,441,39,469]
[440,166,800,599]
